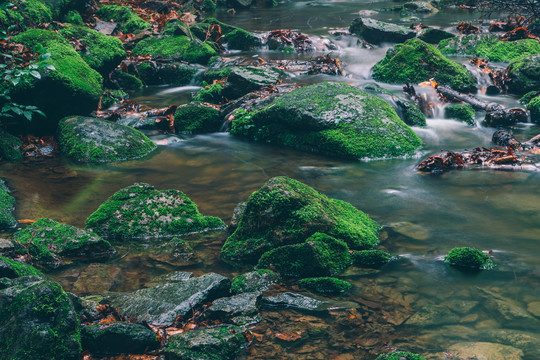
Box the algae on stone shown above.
[0,256,42,278]
[372,38,477,93]
[137,62,199,86]
[174,103,222,134]
[96,5,150,34]
[81,322,159,355]
[444,103,475,125]
[221,176,379,263]
[0,185,16,229]
[352,249,394,268]
[445,247,494,270]
[193,82,225,104]
[132,36,217,65]
[0,131,22,162]
[506,54,540,95]
[527,96,540,123]
[299,277,352,294]
[230,269,280,294]
[231,81,422,159]
[85,183,225,241]
[375,351,426,360]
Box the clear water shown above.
[2,1,540,359]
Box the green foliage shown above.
[372,38,477,93]
[101,89,127,109]
[0,179,16,228]
[444,103,475,125]
[64,10,83,25]
[445,247,494,270]
[0,0,52,30]
[132,36,217,65]
[174,103,221,134]
[0,130,22,161]
[527,96,540,123]
[193,82,224,104]
[352,249,393,268]
[96,5,150,34]
[299,277,352,294]
[376,351,426,360]
[506,54,540,95]
[520,91,539,104]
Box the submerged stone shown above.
[418,28,454,44]
[107,273,230,324]
[506,54,540,95]
[206,292,261,325]
[349,17,416,44]
[13,218,115,268]
[446,342,523,360]
[137,61,199,86]
[85,183,225,241]
[477,288,540,329]
[57,116,156,163]
[222,66,283,100]
[230,269,280,294]
[372,38,477,93]
[81,322,159,355]
[261,292,326,313]
[298,277,352,294]
[405,304,460,327]
[375,351,426,360]
[445,247,493,270]
[231,82,422,159]
[221,176,379,263]
[0,184,16,229]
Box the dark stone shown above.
[222,66,283,100]
[349,17,416,44]
[81,322,160,354]
[230,270,280,294]
[95,20,117,35]
[484,104,528,127]
[260,292,356,314]
[419,28,454,44]
[206,292,261,325]
[226,0,253,9]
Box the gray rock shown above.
[478,329,540,358]
[261,292,356,314]
[95,20,117,35]
[222,66,283,100]
[0,238,14,257]
[108,273,231,325]
[81,322,159,354]
[349,17,416,44]
[418,28,454,44]
[478,287,540,329]
[446,342,523,360]
[229,202,247,232]
[230,270,280,294]
[403,1,439,14]
[226,0,252,9]
[405,304,460,326]
[207,292,261,325]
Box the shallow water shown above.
[3,0,540,358]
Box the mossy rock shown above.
[0,257,42,278]
[222,28,260,50]
[81,322,159,355]
[445,247,494,270]
[418,28,454,44]
[0,131,22,161]
[349,17,416,44]
[12,218,115,268]
[438,34,540,62]
[132,36,217,65]
[165,325,250,360]
[373,38,477,93]
[230,269,280,294]
[64,10,83,25]
[258,233,352,278]
[506,54,540,95]
[0,277,81,360]
[222,66,283,100]
[193,82,225,104]
[137,61,199,86]
[527,96,540,123]
[352,249,393,268]
[231,81,422,159]
[57,116,156,163]
[162,19,192,37]
[0,185,16,229]
[96,5,150,34]
[101,89,128,109]
[111,70,143,90]
[376,351,426,360]
[0,0,53,30]
[402,1,438,14]
[201,67,232,84]
[395,98,426,127]
[444,103,475,125]
[174,103,222,134]
[59,25,126,75]
[11,29,103,133]
[221,176,379,263]
[85,183,226,241]
[299,277,352,294]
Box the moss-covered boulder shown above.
[96,5,150,34]
[174,103,222,134]
[100,89,127,109]
[221,176,379,263]
[110,70,143,90]
[58,25,126,75]
[299,277,352,294]
[12,218,115,268]
[438,34,540,62]
[132,36,217,65]
[0,184,16,229]
[0,0,52,30]
[444,103,475,125]
[231,82,422,159]
[352,249,393,268]
[191,18,260,51]
[372,38,477,93]
[81,322,159,355]
[165,325,250,360]
[230,269,280,294]
[527,96,540,123]
[506,54,540,95]
[376,351,426,360]
[257,233,352,277]
[0,276,81,360]
[11,29,103,132]
[445,247,494,270]
[86,183,225,241]
[57,116,156,163]
[0,131,22,162]
[193,82,225,104]
[0,257,42,278]
[349,17,416,44]
[418,28,454,44]
[222,66,283,100]
[137,61,199,86]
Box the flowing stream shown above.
[2,1,540,359]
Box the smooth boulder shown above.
[506,54,540,95]
[349,17,416,44]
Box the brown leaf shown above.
[274,331,301,342]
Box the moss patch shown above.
[372,38,477,93]
[352,249,393,268]
[376,351,426,360]
[527,96,540,123]
[101,89,128,109]
[0,185,16,229]
[137,62,199,86]
[444,103,475,125]
[230,269,280,294]
[299,277,352,294]
[0,131,22,161]
[174,103,222,134]
[506,54,540,95]
[0,0,53,30]
[445,247,494,270]
[96,5,150,34]
[111,71,143,90]
[193,82,225,104]
[132,36,217,65]
[0,257,43,278]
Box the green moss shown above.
[96,5,150,34]
[376,351,426,360]
[520,91,539,105]
[527,96,540,123]
[0,185,16,229]
[222,176,379,263]
[257,233,352,278]
[193,82,224,104]
[372,38,477,93]
[111,71,143,90]
[222,28,259,50]
[230,269,279,294]
[59,25,126,75]
[64,10,83,25]
[137,62,198,86]
[439,34,540,62]
[0,257,42,277]
[174,103,221,134]
[231,82,422,159]
[101,89,127,109]
[444,103,475,125]
[132,36,217,65]
[85,183,226,241]
[506,54,540,95]
[0,131,22,161]
[202,67,232,83]
[299,277,352,294]
[352,249,393,268]
[0,0,53,30]
[445,247,494,270]
[202,0,217,11]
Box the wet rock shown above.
[81,322,160,355]
[477,288,540,329]
[85,183,225,241]
[444,103,475,125]
[131,35,217,65]
[229,202,247,232]
[0,131,22,161]
[222,66,283,100]
[96,5,150,34]
[349,17,416,44]
[478,329,540,358]
[12,218,116,269]
[227,0,253,9]
[405,304,460,326]
[207,292,261,325]
[0,238,14,257]
[221,176,379,263]
[506,54,540,95]
[484,103,528,127]
[352,250,394,268]
[0,276,81,360]
[261,292,327,313]
[527,96,540,123]
[57,116,156,163]
[0,256,42,279]
[231,82,422,159]
[389,221,429,240]
[446,342,523,360]
[107,273,231,324]
[492,129,523,150]
[174,103,222,134]
[95,20,117,35]
[230,269,280,294]
[446,299,479,315]
[190,18,260,50]
[164,325,250,360]
[373,38,477,93]
[72,263,122,295]
[0,183,16,229]
[137,61,200,86]
[299,277,352,295]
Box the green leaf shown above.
[28,64,38,70]
[10,77,20,86]
[44,64,56,71]
[11,106,23,116]
[30,71,41,79]
[23,111,32,121]
[35,110,46,118]
[40,53,52,61]
[0,64,6,69]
